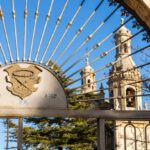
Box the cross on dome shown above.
[121,18,124,25]
[86,57,89,65]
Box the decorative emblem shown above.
[5,64,42,99]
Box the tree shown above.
[5,62,99,150]
[141,51,150,94]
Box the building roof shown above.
[117,18,131,36]
[82,58,94,72]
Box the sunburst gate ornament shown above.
[0,0,149,116]
[5,64,42,99]
[0,63,68,109]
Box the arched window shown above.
[88,79,91,87]
[110,90,114,106]
[81,79,83,85]
[126,88,135,107]
[124,44,128,53]
[110,90,113,98]
[116,47,119,54]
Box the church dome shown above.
[117,18,131,37]
[82,58,94,72]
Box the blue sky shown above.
[0,0,149,149]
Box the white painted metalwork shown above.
[68,62,150,91]
[39,0,69,64]
[33,0,54,63]
[0,63,67,109]
[66,45,150,86]
[50,0,86,68]
[69,78,150,98]
[28,0,40,62]
[23,0,27,62]
[61,28,143,76]
[0,43,8,64]
[0,6,13,63]
[0,0,149,149]
[12,0,19,62]
[57,4,122,69]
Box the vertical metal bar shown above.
[134,124,137,150]
[113,121,116,150]
[97,118,105,150]
[145,121,150,150]
[46,0,104,67]
[40,0,69,65]
[17,117,23,150]
[109,121,115,150]
[28,0,40,62]
[33,0,54,63]
[6,118,9,150]
[124,123,128,150]
[50,0,86,68]
[12,0,19,62]
[23,0,27,62]
[124,121,137,150]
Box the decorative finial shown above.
[121,18,124,25]
[100,83,103,90]
[86,57,89,65]
[99,83,105,97]
[144,101,148,110]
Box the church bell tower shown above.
[108,18,142,111]
[80,58,97,93]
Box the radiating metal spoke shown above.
[0,43,8,64]
[61,27,143,76]
[55,4,121,69]
[49,0,86,68]
[28,0,40,62]
[23,0,27,62]
[12,0,19,62]
[65,44,150,86]
[60,14,133,70]
[0,6,13,63]
[45,0,104,66]
[69,78,150,97]
[62,16,133,80]
[70,94,150,103]
[0,0,148,122]
[33,0,54,63]
[39,0,69,64]
[68,62,150,90]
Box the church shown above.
[80,19,149,150]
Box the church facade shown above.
[81,19,149,150]
[108,18,142,111]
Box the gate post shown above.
[17,117,23,150]
[97,118,105,150]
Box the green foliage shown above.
[20,93,98,149]
[5,62,99,150]
[107,0,150,42]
